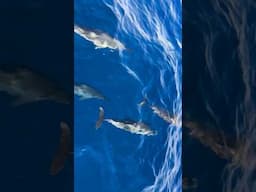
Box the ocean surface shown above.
[74,0,182,192]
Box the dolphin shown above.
[95,106,104,129]
[50,121,72,176]
[74,84,105,100]
[96,107,157,136]
[151,106,177,125]
[74,24,126,51]
[184,117,256,171]
[183,119,236,161]
[105,119,157,136]
[139,98,177,125]
[0,68,70,106]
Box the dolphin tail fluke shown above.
[96,106,104,129]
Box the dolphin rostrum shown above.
[74,24,126,51]
[74,84,105,100]
[0,67,70,106]
[96,107,157,136]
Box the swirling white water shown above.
[103,0,182,191]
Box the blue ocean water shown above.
[75,0,182,192]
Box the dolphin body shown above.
[95,107,157,136]
[139,99,177,125]
[151,106,177,125]
[0,68,70,106]
[74,84,104,100]
[104,119,157,136]
[96,106,104,129]
[74,25,126,51]
[50,122,72,176]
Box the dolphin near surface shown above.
[139,98,178,126]
[74,84,105,100]
[95,106,104,129]
[95,107,157,136]
[0,67,70,106]
[74,24,126,51]
[105,119,157,136]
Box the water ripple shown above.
[103,0,182,191]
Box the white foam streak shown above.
[104,0,182,191]
[123,65,143,85]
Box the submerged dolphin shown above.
[74,84,105,100]
[151,106,177,125]
[96,106,104,129]
[96,107,157,136]
[183,119,236,161]
[0,68,70,106]
[50,121,72,176]
[74,25,126,51]
[139,99,177,125]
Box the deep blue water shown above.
[75,0,181,192]
[183,1,256,192]
[0,1,73,191]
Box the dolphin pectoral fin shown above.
[12,96,32,106]
[96,106,104,129]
